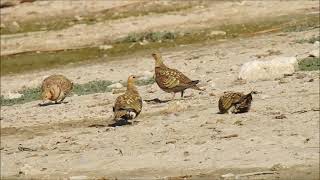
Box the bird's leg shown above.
[171,92,176,100]
[181,90,184,98]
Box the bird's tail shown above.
[190,80,204,91]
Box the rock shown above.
[209,30,227,36]
[74,15,83,21]
[309,49,319,58]
[108,83,123,89]
[112,88,126,94]
[3,92,23,99]
[139,71,154,80]
[270,163,285,171]
[99,45,113,50]
[8,21,20,32]
[20,164,41,175]
[139,39,149,45]
[314,41,320,47]
[238,57,298,82]
[0,23,5,28]
[221,173,235,178]
[69,176,88,180]
[165,101,189,114]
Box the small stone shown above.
[108,83,123,89]
[271,163,285,171]
[275,114,287,119]
[183,151,190,157]
[221,173,235,178]
[74,15,83,21]
[308,78,314,82]
[309,49,319,58]
[112,88,126,94]
[69,176,88,180]
[3,92,23,99]
[209,30,227,36]
[99,45,113,50]
[295,73,307,79]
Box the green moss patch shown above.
[0,78,155,106]
[298,57,320,71]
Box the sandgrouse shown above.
[41,75,73,104]
[218,91,253,114]
[152,53,203,100]
[112,75,142,125]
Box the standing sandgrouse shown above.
[41,75,73,104]
[152,53,203,100]
[112,75,142,126]
[218,91,253,114]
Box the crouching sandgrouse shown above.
[111,75,142,126]
[151,53,203,100]
[41,74,73,104]
[218,91,253,114]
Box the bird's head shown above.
[41,90,52,102]
[127,75,138,92]
[128,75,137,83]
[152,53,164,67]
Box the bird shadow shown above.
[38,101,68,107]
[108,120,132,127]
[144,98,171,104]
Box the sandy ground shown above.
[1,1,318,55]
[1,29,319,179]
[1,1,320,179]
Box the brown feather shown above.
[152,53,202,94]
[41,75,73,102]
[113,75,142,121]
[218,91,253,114]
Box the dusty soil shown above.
[1,1,318,55]
[1,1,319,179]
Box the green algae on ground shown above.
[1,47,105,76]
[1,13,319,76]
[0,78,154,106]
[298,57,320,71]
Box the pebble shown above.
[99,45,113,50]
[69,176,88,180]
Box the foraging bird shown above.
[218,91,253,114]
[112,75,142,125]
[41,75,73,104]
[151,53,203,100]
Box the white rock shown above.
[74,15,83,21]
[314,41,320,47]
[3,92,23,99]
[210,30,227,36]
[221,173,235,178]
[309,49,319,58]
[238,57,298,82]
[139,71,154,80]
[99,45,113,50]
[108,83,123,89]
[69,176,88,180]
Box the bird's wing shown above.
[157,67,193,89]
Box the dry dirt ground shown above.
[1,1,320,180]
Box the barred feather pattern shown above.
[218,91,252,114]
[41,75,73,102]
